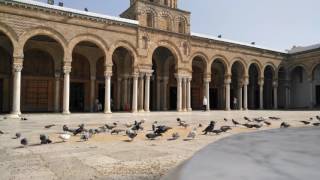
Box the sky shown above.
[37,0,319,51]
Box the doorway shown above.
[0,79,3,113]
[98,83,105,110]
[316,86,320,106]
[70,83,85,112]
[210,88,218,109]
[170,87,177,110]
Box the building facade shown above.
[0,0,319,116]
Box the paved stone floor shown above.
[0,110,319,180]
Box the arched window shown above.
[146,13,154,27]
[178,20,185,34]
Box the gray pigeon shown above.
[126,129,137,141]
[20,138,28,146]
[15,133,21,139]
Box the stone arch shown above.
[288,63,309,77]
[109,40,138,68]
[190,52,209,73]
[262,62,277,78]
[18,26,67,56]
[68,34,108,62]
[0,22,18,54]
[209,55,229,75]
[229,57,247,75]
[311,62,320,80]
[159,11,173,31]
[150,40,182,69]
[247,60,263,78]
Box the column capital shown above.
[55,72,61,78]
[104,71,113,78]
[258,77,264,86]
[13,63,23,72]
[63,65,71,74]
[204,78,211,83]
[224,76,231,84]
[272,80,278,88]
[132,73,139,80]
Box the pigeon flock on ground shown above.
[1,115,320,147]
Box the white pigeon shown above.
[59,133,71,142]
[187,128,197,139]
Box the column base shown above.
[132,110,138,113]
[187,108,192,112]
[177,109,183,112]
[62,111,70,115]
[138,109,145,113]
[7,113,21,119]
[225,108,231,111]
[104,110,112,114]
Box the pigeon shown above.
[223,118,228,122]
[264,121,272,126]
[126,129,138,141]
[310,117,313,121]
[59,133,71,142]
[105,123,117,130]
[211,129,223,135]
[132,121,144,131]
[254,117,265,123]
[244,117,252,122]
[203,121,215,135]
[220,126,232,132]
[252,124,263,129]
[269,117,281,120]
[0,130,4,134]
[177,118,186,124]
[20,138,28,146]
[15,133,21,139]
[44,124,56,129]
[313,123,320,127]
[171,132,180,140]
[63,125,76,133]
[73,124,85,136]
[242,124,254,129]
[300,121,311,125]
[198,124,203,128]
[154,126,172,134]
[146,133,162,140]
[187,128,197,139]
[111,129,125,135]
[232,119,240,126]
[80,132,91,141]
[40,134,52,144]
[280,122,290,128]
[21,117,28,121]
[316,116,320,121]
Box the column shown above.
[156,78,161,110]
[225,76,231,111]
[54,73,60,112]
[11,60,23,117]
[243,77,248,110]
[163,77,169,110]
[176,75,182,112]
[273,81,278,109]
[132,74,138,113]
[62,64,71,115]
[182,78,187,111]
[104,73,112,114]
[123,76,128,109]
[204,79,210,111]
[259,78,264,110]
[138,74,145,112]
[285,81,290,109]
[90,76,96,112]
[116,78,121,110]
[187,78,192,111]
[144,73,151,112]
[238,86,243,110]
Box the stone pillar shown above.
[11,59,23,117]
[54,73,60,112]
[225,76,231,111]
[104,73,112,114]
[273,80,278,109]
[62,64,71,115]
[259,78,264,110]
[204,79,210,111]
[182,78,187,111]
[156,78,161,110]
[132,74,138,113]
[238,86,243,110]
[187,78,192,111]
[138,74,145,112]
[90,76,96,112]
[243,77,249,110]
[116,78,121,110]
[123,76,128,108]
[176,75,182,112]
[163,77,169,111]
[144,73,151,112]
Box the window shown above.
[146,13,153,27]
[164,0,168,6]
[178,20,185,34]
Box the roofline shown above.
[10,0,139,25]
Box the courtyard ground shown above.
[0,110,319,180]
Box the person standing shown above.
[203,96,208,111]
[233,97,238,110]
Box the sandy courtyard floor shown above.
[0,110,319,180]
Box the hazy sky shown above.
[37,0,319,51]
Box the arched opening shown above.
[313,64,320,107]
[231,61,245,110]
[22,35,63,112]
[151,47,177,111]
[71,41,104,112]
[263,66,275,109]
[248,63,260,109]
[277,67,287,109]
[96,57,106,111]
[112,47,134,112]
[0,32,13,114]
[146,13,154,28]
[290,66,308,108]
[178,20,185,34]
[210,59,226,110]
[191,56,206,110]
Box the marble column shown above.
[163,77,169,111]
[104,73,112,114]
[243,77,249,110]
[116,78,121,110]
[225,76,231,111]
[62,64,71,115]
[238,86,243,110]
[182,78,187,111]
[90,76,96,112]
[187,78,192,111]
[54,73,60,112]
[123,76,128,109]
[156,78,161,110]
[11,60,23,117]
[259,78,264,110]
[204,79,210,111]
[138,74,145,112]
[132,74,138,113]
[144,74,151,112]
[273,81,278,109]
[176,75,182,112]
